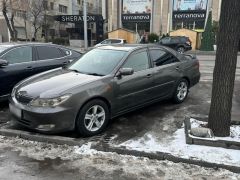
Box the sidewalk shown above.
[189,50,240,56]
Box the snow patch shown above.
[118,119,240,167]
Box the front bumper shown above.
[9,97,77,133]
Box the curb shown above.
[0,126,85,146]
[95,144,240,174]
[188,51,240,56]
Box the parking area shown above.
[1,81,240,146]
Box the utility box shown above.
[108,28,137,44]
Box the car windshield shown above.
[0,46,8,53]
[68,48,127,76]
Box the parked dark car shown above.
[0,43,82,101]
[159,36,192,53]
[9,44,200,136]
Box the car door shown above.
[149,48,182,99]
[0,46,34,96]
[114,49,154,112]
[33,45,69,74]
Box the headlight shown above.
[29,94,71,107]
[11,87,17,97]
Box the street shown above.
[0,55,239,179]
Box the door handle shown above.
[26,66,33,71]
[146,74,152,78]
[63,61,68,65]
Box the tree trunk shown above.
[208,0,240,136]
[2,1,15,41]
[10,12,18,41]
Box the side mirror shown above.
[116,68,134,78]
[0,59,8,67]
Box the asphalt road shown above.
[198,55,240,81]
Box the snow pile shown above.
[118,119,240,167]
[74,142,99,155]
[190,118,240,142]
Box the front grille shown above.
[15,92,33,104]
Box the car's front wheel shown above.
[76,99,110,137]
[172,79,189,103]
[177,46,185,53]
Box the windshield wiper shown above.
[68,69,82,73]
[87,73,104,76]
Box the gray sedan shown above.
[9,45,200,136]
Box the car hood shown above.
[17,69,102,98]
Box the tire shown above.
[172,79,189,104]
[177,46,185,53]
[76,99,110,137]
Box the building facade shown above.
[104,0,222,37]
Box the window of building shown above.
[59,4,68,13]
[50,2,54,10]
[77,0,81,5]
[43,0,48,10]
[14,10,27,19]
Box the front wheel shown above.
[76,99,110,137]
[172,79,189,103]
[177,47,185,53]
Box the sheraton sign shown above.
[54,15,103,22]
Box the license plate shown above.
[9,104,22,118]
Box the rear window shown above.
[180,37,187,43]
[36,46,63,60]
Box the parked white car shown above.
[95,39,127,47]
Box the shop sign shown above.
[122,14,151,22]
[55,15,103,22]
[172,11,206,20]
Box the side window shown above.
[149,49,179,67]
[170,38,179,44]
[111,39,121,43]
[60,48,72,56]
[161,37,171,44]
[122,50,149,72]
[36,46,63,60]
[3,46,32,64]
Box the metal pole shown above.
[83,0,88,50]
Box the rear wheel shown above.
[76,99,110,137]
[177,46,185,53]
[172,79,189,103]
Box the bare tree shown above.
[208,0,240,136]
[1,0,18,41]
[28,0,44,40]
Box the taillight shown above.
[186,38,192,45]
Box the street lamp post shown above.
[83,0,88,50]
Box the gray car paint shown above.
[9,45,200,133]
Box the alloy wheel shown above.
[177,82,188,101]
[84,105,106,132]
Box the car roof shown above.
[96,44,173,52]
[105,38,126,41]
[0,42,67,48]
